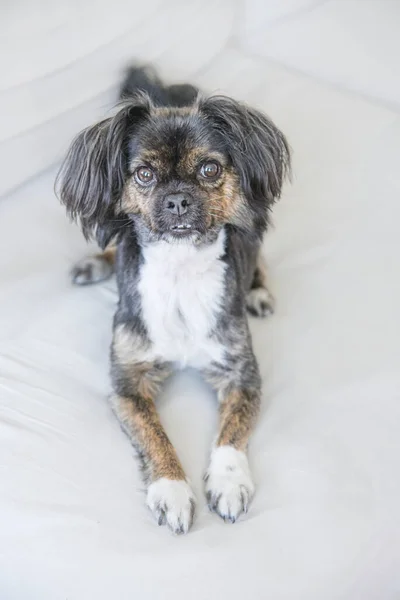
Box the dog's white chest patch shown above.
[138,230,226,368]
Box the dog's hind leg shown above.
[246,250,275,318]
[71,246,116,285]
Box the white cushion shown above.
[239,0,400,107]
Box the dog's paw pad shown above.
[246,287,275,318]
[204,446,255,523]
[71,256,113,286]
[146,479,196,534]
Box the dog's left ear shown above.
[200,96,291,232]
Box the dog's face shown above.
[122,109,245,243]
[57,95,290,247]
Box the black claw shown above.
[189,498,196,521]
[240,488,248,512]
[211,493,222,511]
[240,485,249,507]
[206,490,221,512]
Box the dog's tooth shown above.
[172,223,193,231]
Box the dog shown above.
[56,66,290,534]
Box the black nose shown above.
[164,193,190,216]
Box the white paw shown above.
[204,446,255,523]
[71,256,113,285]
[246,287,274,318]
[146,479,196,534]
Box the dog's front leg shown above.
[204,357,261,523]
[110,326,196,534]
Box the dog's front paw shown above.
[204,446,255,523]
[246,287,275,318]
[146,478,196,535]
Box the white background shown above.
[1,1,400,598]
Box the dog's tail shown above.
[120,65,199,108]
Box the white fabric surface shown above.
[240,0,400,108]
[1,2,400,599]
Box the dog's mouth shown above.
[170,223,195,235]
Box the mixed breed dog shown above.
[56,65,291,534]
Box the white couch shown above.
[1,1,400,598]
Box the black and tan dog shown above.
[57,66,290,534]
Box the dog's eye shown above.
[135,166,155,185]
[200,161,221,180]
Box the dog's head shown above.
[57,94,290,248]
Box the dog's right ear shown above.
[56,97,151,247]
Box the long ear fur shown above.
[55,96,151,248]
[200,96,291,234]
